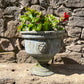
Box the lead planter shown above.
[20,31,65,76]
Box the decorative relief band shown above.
[37,42,48,53]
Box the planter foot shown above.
[30,63,54,77]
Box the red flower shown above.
[63,12,69,22]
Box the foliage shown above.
[18,7,69,31]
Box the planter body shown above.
[20,31,64,64]
[20,31,65,76]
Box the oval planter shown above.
[20,31,65,76]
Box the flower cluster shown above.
[18,7,69,31]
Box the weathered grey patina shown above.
[20,31,65,76]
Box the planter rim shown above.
[20,30,65,39]
[20,30,65,34]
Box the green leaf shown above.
[31,9,34,13]
[56,26,64,30]
[36,23,42,31]
[32,27,37,31]
[29,14,33,19]
[43,22,49,31]
[39,12,42,17]
[17,26,21,32]
[28,23,33,28]
[35,17,40,22]
[32,18,36,22]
